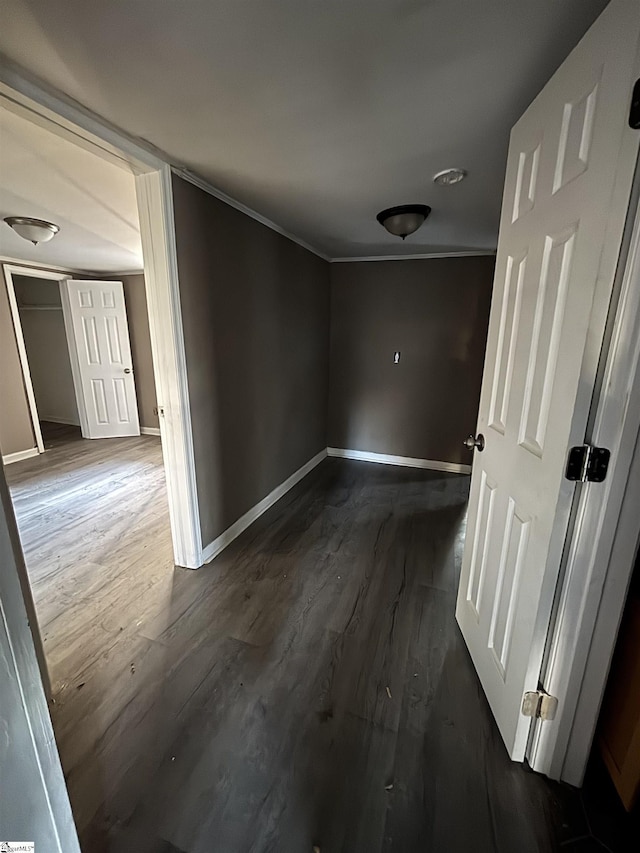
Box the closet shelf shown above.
[18,305,63,312]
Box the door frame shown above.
[1,263,69,455]
[528,160,640,785]
[456,0,640,772]
[0,64,203,569]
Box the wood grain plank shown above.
[6,441,587,852]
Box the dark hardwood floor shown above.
[5,433,631,852]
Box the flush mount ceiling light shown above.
[3,216,60,245]
[376,204,431,240]
[433,168,467,187]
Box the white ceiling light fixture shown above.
[433,168,467,186]
[376,204,432,240]
[3,216,60,245]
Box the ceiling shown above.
[0,0,609,259]
[0,105,142,272]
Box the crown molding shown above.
[1,59,496,270]
[1,58,332,263]
[330,250,497,263]
[171,167,331,262]
[1,60,331,267]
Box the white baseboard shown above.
[2,447,39,465]
[140,427,161,436]
[326,447,471,474]
[199,445,467,567]
[201,448,327,565]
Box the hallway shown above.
[5,444,610,851]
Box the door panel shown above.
[487,251,526,435]
[63,280,140,438]
[456,0,640,761]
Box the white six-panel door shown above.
[62,280,140,439]
[456,0,640,761]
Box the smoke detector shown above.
[433,168,467,187]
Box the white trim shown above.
[2,60,331,265]
[528,172,640,785]
[173,168,331,262]
[0,59,166,173]
[170,171,498,266]
[330,250,497,263]
[140,427,161,436]
[0,67,203,570]
[2,447,39,465]
[136,168,203,569]
[1,61,499,269]
[112,269,145,277]
[563,429,640,779]
[0,83,139,175]
[0,255,96,276]
[0,472,81,852]
[3,263,70,283]
[327,447,472,474]
[1,263,71,455]
[202,449,327,564]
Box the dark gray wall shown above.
[328,256,494,465]
[172,175,330,545]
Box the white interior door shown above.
[62,280,140,439]
[456,0,640,762]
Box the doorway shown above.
[12,272,80,449]
[2,265,162,453]
[0,94,184,847]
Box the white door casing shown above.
[530,173,640,783]
[1,264,70,455]
[62,279,141,439]
[1,78,203,576]
[456,0,640,761]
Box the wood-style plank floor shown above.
[6,427,595,852]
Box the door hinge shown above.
[565,444,610,483]
[630,78,640,129]
[522,690,558,721]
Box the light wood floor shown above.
[6,429,606,852]
[5,424,175,844]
